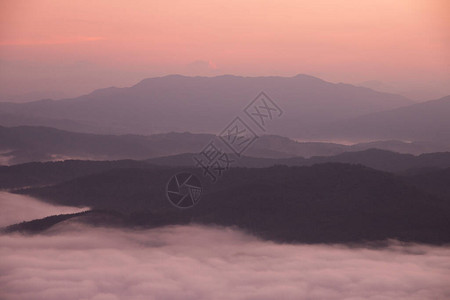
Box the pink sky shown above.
[0,0,449,101]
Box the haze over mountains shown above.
[3,2,449,298]
[2,125,450,165]
[317,95,450,142]
[1,74,449,245]
[0,74,413,138]
[3,149,450,190]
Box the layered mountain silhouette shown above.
[146,149,450,173]
[0,125,213,164]
[3,149,450,190]
[1,74,448,245]
[316,95,450,142]
[0,74,411,137]
[2,125,449,165]
[7,164,450,244]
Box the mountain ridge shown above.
[3,148,450,190]
[2,125,448,165]
[316,95,450,142]
[8,163,450,244]
[0,74,412,137]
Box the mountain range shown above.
[1,74,449,245]
[2,125,449,165]
[316,95,450,142]
[6,163,450,244]
[0,74,412,138]
[3,148,450,190]
[147,149,450,173]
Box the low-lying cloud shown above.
[0,192,89,227]
[1,223,449,300]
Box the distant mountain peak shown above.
[292,73,326,81]
[0,74,414,138]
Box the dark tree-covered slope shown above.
[12,164,450,244]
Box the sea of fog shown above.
[0,191,89,227]
[1,192,449,300]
